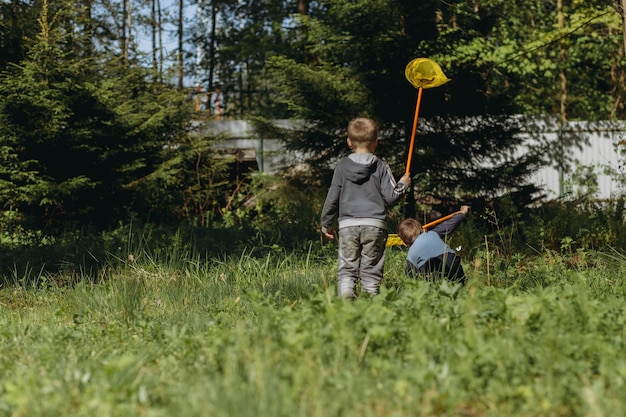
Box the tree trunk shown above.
[177,0,184,89]
[122,0,131,62]
[618,0,626,118]
[557,0,567,197]
[208,0,217,90]
[67,1,75,53]
[610,23,625,119]
[557,0,567,123]
[9,0,19,54]
[121,0,132,62]
[297,0,313,64]
[297,0,308,14]
[151,0,157,74]
[158,0,164,81]
[151,0,158,76]
[121,0,126,61]
[84,0,94,57]
[621,0,626,53]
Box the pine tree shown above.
[0,1,191,230]
[267,0,544,217]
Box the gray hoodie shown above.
[320,153,407,232]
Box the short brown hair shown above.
[397,218,423,246]
[347,117,377,145]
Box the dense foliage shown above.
[0,1,625,276]
[268,0,625,208]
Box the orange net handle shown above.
[405,87,423,175]
[422,211,462,230]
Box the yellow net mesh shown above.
[405,58,451,89]
[386,234,404,247]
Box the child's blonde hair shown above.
[347,117,377,145]
[397,218,423,246]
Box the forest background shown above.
[1,0,626,280]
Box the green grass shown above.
[1,245,625,416]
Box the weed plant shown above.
[1,241,626,417]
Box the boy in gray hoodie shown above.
[321,117,411,298]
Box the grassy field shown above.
[1,244,625,417]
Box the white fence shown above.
[194,119,626,201]
[191,119,299,174]
[522,120,626,201]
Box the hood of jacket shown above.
[344,153,379,185]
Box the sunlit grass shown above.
[1,245,625,416]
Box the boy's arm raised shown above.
[429,206,470,237]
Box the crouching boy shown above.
[397,205,470,284]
